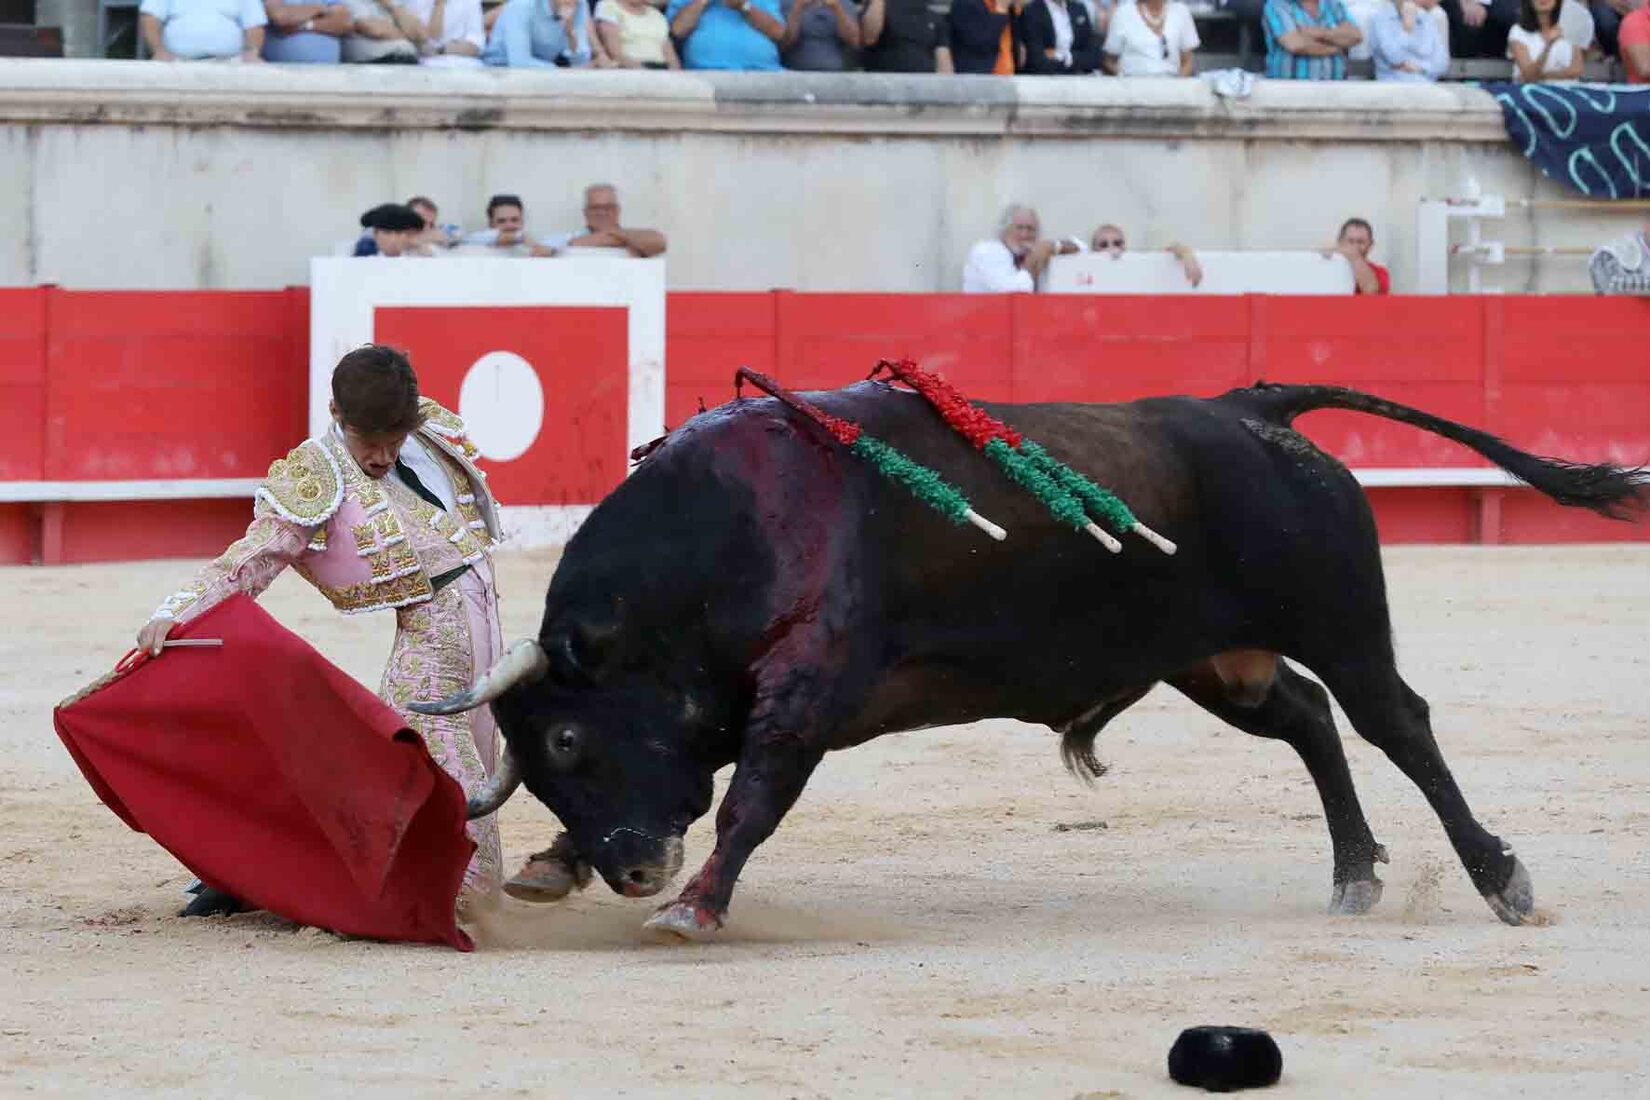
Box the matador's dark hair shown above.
[332,344,422,435]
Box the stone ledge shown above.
[0,58,1510,141]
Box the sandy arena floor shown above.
[2,545,1648,1097]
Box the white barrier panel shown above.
[310,256,665,546]
[1045,251,1357,295]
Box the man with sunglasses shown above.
[1088,223,1204,288]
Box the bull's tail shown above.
[1242,382,1650,520]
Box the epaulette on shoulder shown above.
[418,396,467,440]
[418,396,482,460]
[256,438,344,526]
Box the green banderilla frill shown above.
[850,434,1007,541]
[984,438,1091,529]
[1016,440,1138,533]
[983,440,1123,551]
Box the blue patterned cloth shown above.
[1485,82,1650,199]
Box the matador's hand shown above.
[137,617,176,657]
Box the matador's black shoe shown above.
[179,884,251,918]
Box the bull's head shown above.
[412,620,726,899]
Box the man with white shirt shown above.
[531,183,669,258]
[962,205,1079,293]
[459,193,532,253]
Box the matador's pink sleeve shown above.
[152,506,316,626]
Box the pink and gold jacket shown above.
[155,398,502,624]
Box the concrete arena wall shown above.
[0,60,1632,295]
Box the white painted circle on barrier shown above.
[459,351,545,462]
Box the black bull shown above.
[416,381,1647,938]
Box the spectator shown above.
[395,0,487,62]
[461,194,533,252]
[262,0,352,60]
[353,204,427,258]
[596,0,681,66]
[1086,223,1204,286]
[481,0,597,65]
[340,0,421,60]
[1507,0,1586,78]
[1018,0,1103,71]
[861,0,944,69]
[1102,0,1199,74]
[1589,221,1650,294]
[407,195,462,250]
[666,0,786,70]
[781,0,864,69]
[1218,0,1266,63]
[961,205,1077,293]
[1440,0,1511,57]
[1263,0,1362,78]
[1622,0,1649,80]
[945,0,1017,73]
[533,184,669,257]
[1592,0,1642,59]
[140,0,268,60]
[1326,217,1389,294]
[1082,0,1116,39]
[1370,0,1450,78]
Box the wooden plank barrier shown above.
[3,288,1646,563]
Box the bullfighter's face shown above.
[491,624,723,899]
[335,419,411,480]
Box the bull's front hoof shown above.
[1482,853,1535,926]
[503,842,591,905]
[643,901,722,942]
[1328,875,1384,916]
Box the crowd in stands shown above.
[353,184,670,258]
[134,0,1648,80]
[329,184,1650,297]
[961,204,1390,291]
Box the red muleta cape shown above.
[53,593,476,951]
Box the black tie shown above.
[394,458,447,513]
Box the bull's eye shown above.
[546,726,582,767]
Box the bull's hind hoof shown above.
[1329,876,1384,916]
[1482,852,1535,926]
[643,901,722,942]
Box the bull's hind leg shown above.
[1172,660,1389,914]
[1317,659,1534,926]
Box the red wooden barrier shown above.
[4,288,1647,564]
[5,288,310,564]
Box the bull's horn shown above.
[409,639,549,716]
[466,746,523,820]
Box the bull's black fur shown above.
[485,380,1647,934]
